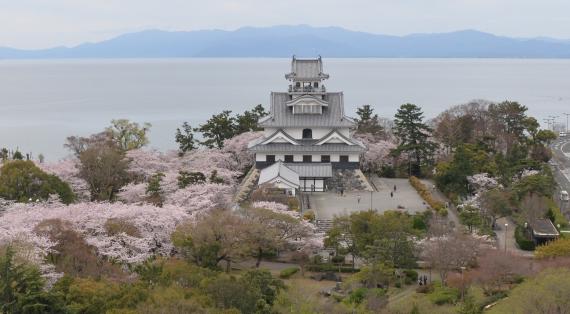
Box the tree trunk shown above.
[225,259,231,273]
[255,247,263,268]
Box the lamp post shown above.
[504,223,508,253]
[460,266,466,300]
[563,113,570,133]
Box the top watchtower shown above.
[285,56,329,96]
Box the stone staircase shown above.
[316,219,334,233]
[233,167,260,204]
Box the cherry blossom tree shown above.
[0,199,191,280]
[466,173,499,193]
[222,131,263,173]
[356,133,397,173]
[37,159,90,200]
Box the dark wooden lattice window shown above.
[302,129,313,139]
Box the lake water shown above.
[1,58,569,160]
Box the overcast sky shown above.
[2,0,570,49]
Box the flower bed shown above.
[409,176,446,215]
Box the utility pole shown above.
[563,113,570,133]
[549,115,559,131]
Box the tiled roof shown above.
[258,162,300,187]
[249,142,366,153]
[285,57,329,81]
[285,163,333,178]
[258,92,355,128]
[530,218,560,237]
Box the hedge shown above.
[279,267,300,279]
[514,225,535,251]
[403,269,419,281]
[428,282,460,305]
[306,264,360,273]
[409,176,446,214]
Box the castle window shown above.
[266,155,276,163]
[292,104,322,114]
[340,155,349,163]
[303,155,312,162]
[302,129,313,139]
[321,155,330,163]
[284,155,294,162]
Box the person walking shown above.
[357,194,361,204]
[390,191,394,198]
[393,185,397,192]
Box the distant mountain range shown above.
[2,25,570,59]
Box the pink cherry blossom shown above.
[37,158,90,200]
[356,133,397,173]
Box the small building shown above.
[248,56,366,193]
[529,218,560,245]
[258,162,299,196]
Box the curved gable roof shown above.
[260,92,355,128]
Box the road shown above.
[550,137,570,218]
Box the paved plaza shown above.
[309,177,430,219]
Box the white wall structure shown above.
[248,56,367,192]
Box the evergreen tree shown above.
[195,110,236,149]
[235,104,267,134]
[355,105,384,137]
[0,246,64,313]
[177,171,206,188]
[392,103,437,176]
[146,172,165,207]
[175,122,197,156]
[0,160,75,204]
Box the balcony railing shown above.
[288,85,326,93]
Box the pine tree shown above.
[146,172,165,207]
[355,105,384,138]
[195,110,236,149]
[393,103,437,176]
[175,122,197,156]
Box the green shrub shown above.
[515,225,535,251]
[412,214,428,231]
[428,283,460,305]
[279,267,299,279]
[287,197,300,211]
[347,287,368,305]
[403,269,419,281]
[331,255,345,264]
[379,165,396,178]
[546,199,568,228]
[303,210,315,222]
